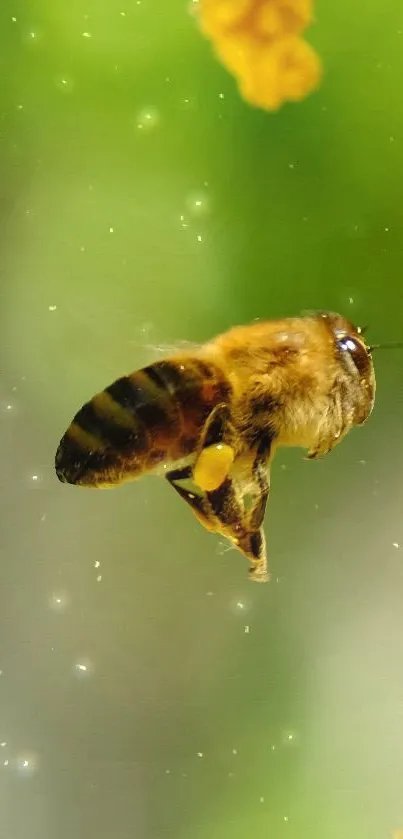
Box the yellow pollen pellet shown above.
[193,443,235,492]
[198,0,321,111]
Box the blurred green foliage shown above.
[1,2,403,838]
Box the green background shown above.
[1,2,403,837]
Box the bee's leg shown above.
[306,394,352,459]
[306,428,350,459]
[206,477,269,583]
[166,466,217,533]
[193,404,236,493]
[236,528,269,583]
[247,444,271,531]
[240,437,272,580]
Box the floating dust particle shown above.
[136,107,160,131]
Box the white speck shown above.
[109,227,114,233]
[385,227,390,232]
[17,104,23,110]
[74,660,93,678]
[3,760,8,767]
[80,246,86,252]
[284,816,289,823]
[41,513,47,522]
[82,31,92,38]
[49,591,70,612]
[16,754,37,776]
[31,474,39,482]
[349,296,354,304]
[393,542,400,549]
[136,107,160,131]
[196,234,202,243]
[55,76,75,93]
[197,752,203,758]
[186,189,210,218]
[48,304,57,311]
[219,92,225,99]
[288,162,295,169]
[12,17,17,22]
[260,796,265,804]
[1,742,6,748]
[120,10,126,16]
[244,625,250,634]
[5,404,13,411]
[280,463,286,470]
[232,748,238,755]
[96,575,102,582]
[282,729,298,746]
[271,744,276,751]
[236,601,245,610]
[94,560,100,568]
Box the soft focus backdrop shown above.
[1,2,403,838]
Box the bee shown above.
[55,311,399,582]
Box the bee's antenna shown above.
[368,342,403,352]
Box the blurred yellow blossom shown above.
[198,0,322,110]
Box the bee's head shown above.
[313,311,376,425]
[319,311,373,373]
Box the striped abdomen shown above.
[55,357,231,488]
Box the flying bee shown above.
[55,310,401,582]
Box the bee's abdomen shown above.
[55,358,231,486]
[136,358,231,462]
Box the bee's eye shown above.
[337,335,370,376]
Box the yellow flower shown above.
[198,0,322,110]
